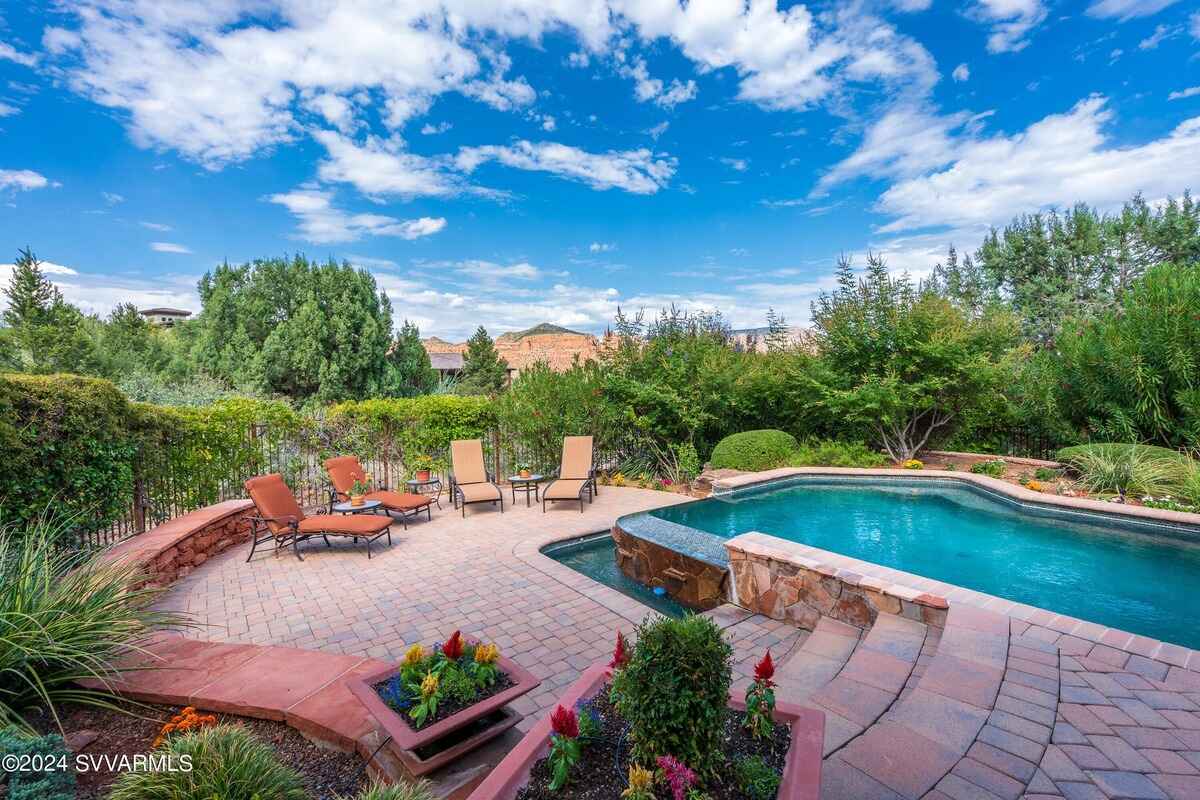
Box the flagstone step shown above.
[774,616,862,702]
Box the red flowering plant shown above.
[656,755,697,800]
[609,631,630,671]
[442,630,465,660]
[547,705,583,791]
[743,650,777,740]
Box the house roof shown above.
[429,352,464,370]
[139,307,193,317]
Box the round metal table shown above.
[508,474,544,507]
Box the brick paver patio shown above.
[154,484,1200,798]
[155,486,805,732]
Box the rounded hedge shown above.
[709,429,799,472]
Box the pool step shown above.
[821,605,1019,800]
[804,614,929,756]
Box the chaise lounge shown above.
[449,439,504,517]
[542,435,597,513]
[323,455,433,529]
[244,473,393,560]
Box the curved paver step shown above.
[821,605,1017,800]
[775,616,862,702]
[776,613,929,760]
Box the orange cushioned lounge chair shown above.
[449,439,503,517]
[542,435,597,513]
[244,473,393,561]
[323,455,433,529]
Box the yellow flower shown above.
[420,672,439,698]
[401,644,427,667]
[474,643,500,664]
[622,765,655,799]
[901,459,923,470]
[1026,480,1043,492]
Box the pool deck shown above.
[148,479,1200,799]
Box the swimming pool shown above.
[541,533,687,618]
[647,477,1200,649]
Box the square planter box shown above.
[466,663,825,800]
[348,637,541,776]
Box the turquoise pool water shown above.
[649,478,1200,649]
[542,534,686,618]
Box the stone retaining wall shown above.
[611,522,728,610]
[103,499,255,587]
[727,532,948,632]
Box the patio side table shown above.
[508,474,544,507]
[405,477,443,509]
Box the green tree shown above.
[2,248,100,375]
[95,303,168,378]
[457,326,508,395]
[191,255,394,402]
[764,307,790,353]
[1052,260,1200,447]
[384,320,437,397]
[808,254,1018,462]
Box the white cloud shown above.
[46,0,938,172]
[1169,86,1200,101]
[588,242,616,253]
[0,261,200,319]
[102,191,125,205]
[719,157,748,172]
[966,0,1048,54]
[619,57,697,108]
[150,242,192,254]
[0,101,19,117]
[456,140,675,194]
[645,121,669,140]
[0,42,37,67]
[1087,0,1181,21]
[0,169,54,192]
[873,96,1200,233]
[952,63,970,82]
[541,115,557,132]
[266,186,446,244]
[816,104,989,193]
[455,260,544,282]
[314,130,463,199]
[1192,12,1200,41]
[419,121,453,135]
[567,51,590,68]
[0,260,77,278]
[139,221,173,231]
[1139,24,1180,50]
[889,0,933,10]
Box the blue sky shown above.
[2,0,1199,340]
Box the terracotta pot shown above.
[350,494,365,506]
[519,469,531,479]
[416,469,431,482]
[467,663,825,800]
[347,635,543,776]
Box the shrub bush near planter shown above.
[710,430,799,472]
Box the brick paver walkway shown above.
[155,486,804,731]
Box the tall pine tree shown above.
[458,326,509,395]
[384,320,437,396]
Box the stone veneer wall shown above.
[612,523,728,610]
[727,532,948,632]
[103,499,255,588]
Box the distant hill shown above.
[498,322,591,341]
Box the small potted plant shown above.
[516,462,531,479]
[350,474,372,506]
[412,454,435,482]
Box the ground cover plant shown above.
[515,619,791,800]
[1056,443,1187,497]
[969,459,1007,478]
[374,631,511,729]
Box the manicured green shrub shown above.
[0,727,75,800]
[969,459,1007,478]
[1057,443,1185,496]
[735,755,780,800]
[612,615,733,776]
[0,513,179,731]
[0,373,139,536]
[709,430,799,472]
[107,724,307,800]
[788,438,887,468]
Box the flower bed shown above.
[469,621,823,800]
[347,631,541,776]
